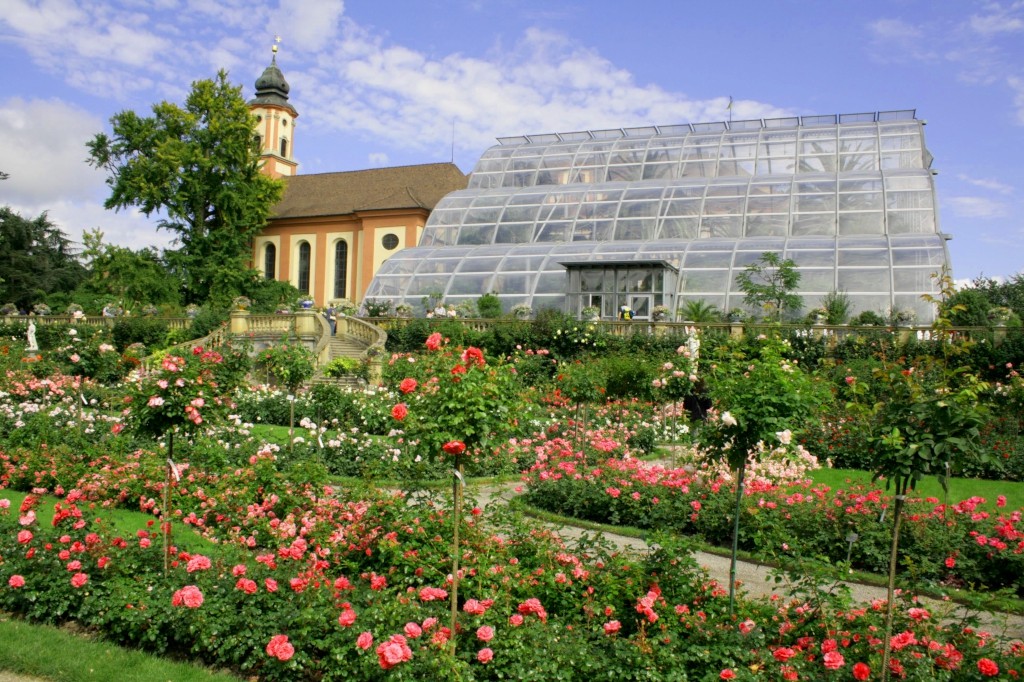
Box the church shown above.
[248,49,467,307]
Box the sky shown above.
[2,0,1023,282]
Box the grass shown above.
[0,615,241,681]
[810,467,1024,511]
[0,490,220,557]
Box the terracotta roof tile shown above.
[271,162,467,219]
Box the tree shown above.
[0,206,86,308]
[77,228,180,311]
[87,71,283,306]
[735,251,802,320]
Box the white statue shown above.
[26,320,38,351]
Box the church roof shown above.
[270,163,468,219]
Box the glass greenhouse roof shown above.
[365,111,950,321]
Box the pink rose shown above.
[338,609,357,627]
[70,572,88,588]
[171,585,204,608]
[477,648,494,664]
[823,651,845,670]
[603,620,621,635]
[404,622,423,638]
[376,635,412,670]
[8,575,25,588]
[476,625,495,642]
[391,403,408,421]
[266,634,294,662]
[356,631,373,650]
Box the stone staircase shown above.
[311,333,371,391]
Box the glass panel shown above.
[415,258,461,274]
[502,205,540,222]
[685,251,733,268]
[886,191,933,210]
[838,250,889,266]
[458,258,503,273]
[839,212,884,235]
[892,269,934,292]
[891,248,945,266]
[457,225,496,245]
[747,196,791,214]
[658,217,699,239]
[614,219,656,240]
[607,165,642,181]
[680,270,730,291]
[788,250,835,267]
[791,215,836,236]
[838,269,890,292]
[839,192,882,210]
[534,222,571,242]
[887,211,934,234]
[703,198,744,215]
[534,272,567,294]
[795,194,836,212]
[619,200,659,218]
[701,216,743,237]
[664,199,702,216]
[408,274,451,295]
[495,224,534,243]
[448,274,492,295]
[464,207,502,223]
[797,269,836,291]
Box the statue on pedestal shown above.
[26,320,38,352]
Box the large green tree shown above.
[87,70,282,305]
[0,206,86,308]
[77,228,180,310]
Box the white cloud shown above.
[970,4,1024,35]
[866,18,939,63]
[956,173,1015,194]
[946,196,1010,218]
[0,97,106,204]
[1010,75,1024,124]
[367,152,389,166]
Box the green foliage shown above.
[735,251,803,321]
[362,299,393,317]
[77,229,180,310]
[87,71,283,305]
[322,356,368,380]
[850,309,887,326]
[256,339,316,393]
[678,299,722,323]
[820,289,852,325]
[125,347,231,441]
[476,292,503,319]
[0,206,86,309]
[243,277,304,314]
[703,335,825,469]
[111,317,169,351]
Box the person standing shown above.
[325,305,337,336]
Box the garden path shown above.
[469,480,1024,641]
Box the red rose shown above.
[391,403,408,421]
[442,441,466,455]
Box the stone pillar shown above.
[229,309,250,335]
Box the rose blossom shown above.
[476,625,495,642]
[338,609,357,627]
[8,575,25,588]
[603,620,621,635]
[70,572,88,588]
[376,635,413,670]
[978,658,1000,677]
[171,585,204,608]
[391,403,408,421]
[477,648,494,664]
[356,631,373,650]
[425,332,443,351]
[852,662,870,680]
[266,634,294,662]
[399,378,418,394]
[822,651,845,670]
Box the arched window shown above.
[298,242,310,293]
[254,134,262,150]
[334,240,348,299]
[264,243,276,280]
[280,138,289,158]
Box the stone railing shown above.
[3,314,193,332]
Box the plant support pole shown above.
[449,456,463,657]
[728,459,746,615]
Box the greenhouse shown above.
[364,110,950,322]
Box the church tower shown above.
[249,41,298,178]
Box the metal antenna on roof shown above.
[450,120,456,164]
[727,96,733,124]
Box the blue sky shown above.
[2,0,1022,282]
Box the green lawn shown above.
[0,615,241,681]
[811,467,1024,511]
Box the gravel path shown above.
[470,480,1024,641]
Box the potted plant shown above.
[297,295,314,309]
[1,303,18,316]
[232,296,252,311]
[651,305,671,322]
[32,303,51,316]
[184,304,200,318]
[512,303,533,320]
[395,303,414,318]
[581,305,600,321]
[65,303,83,316]
[141,304,159,316]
